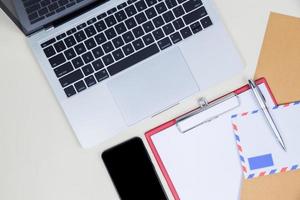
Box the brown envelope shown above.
[255,12,300,104]
[241,12,300,200]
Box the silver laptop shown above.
[0,0,243,148]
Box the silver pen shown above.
[248,79,286,151]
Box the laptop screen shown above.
[0,0,102,35]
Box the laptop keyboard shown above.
[22,0,81,24]
[41,0,213,97]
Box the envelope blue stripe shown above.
[248,154,274,170]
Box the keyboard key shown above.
[117,2,127,9]
[87,17,97,25]
[115,22,127,34]
[105,15,117,27]
[172,18,184,30]
[97,12,107,20]
[102,54,114,66]
[84,75,97,87]
[153,16,165,28]
[44,46,56,57]
[162,11,175,23]
[165,0,177,9]
[41,0,51,7]
[125,17,137,29]
[112,36,125,48]
[74,43,86,55]
[27,3,40,13]
[38,7,48,16]
[54,62,74,78]
[122,31,135,43]
[84,38,97,50]
[66,28,76,35]
[92,46,104,58]
[64,36,76,47]
[74,80,86,92]
[82,64,94,76]
[133,38,145,50]
[200,16,212,28]
[48,2,59,11]
[125,5,137,17]
[162,23,175,35]
[82,52,94,64]
[142,21,155,33]
[180,26,192,38]
[64,85,76,97]
[173,5,185,17]
[84,26,97,37]
[107,43,159,76]
[158,37,172,50]
[95,69,109,82]
[107,7,117,15]
[127,0,138,4]
[145,0,157,6]
[190,21,202,33]
[77,22,87,30]
[122,43,134,55]
[142,33,155,45]
[28,12,38,21]
[183,7,207,25]
[74,30,87,42]
[72,57,84,68]
[64,48,76,60]
[56,33,66,40]
[95,20,107,32]
[102,41,115,53]
[135,12,147,24]
[59,69,84,87]
[49,53,66,67]
[66,2,76,8]
[177,0,188,3]
[155,2,167,14]
[170,32,182,43]
[152,28,164,40]
[95,33,107,45]
[183,0,202,13]
[112,49,125,61]
[132,26,145,38]
[92,59,104,71]
[145,7,157,19]
[115,10,127,22]
[24,0,36,7]
[104,27,117,40]
[135,0,147,11]
[54,41,66,52]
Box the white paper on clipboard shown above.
[148,83,275,200]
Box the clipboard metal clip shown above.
[176,93,240,133]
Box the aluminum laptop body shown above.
[0,0,244,148]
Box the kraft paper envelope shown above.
[243,12,300,200]
[255,12,300,104]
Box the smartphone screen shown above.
[102,137,168,200]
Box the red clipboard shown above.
[145,77,277,200]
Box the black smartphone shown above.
[102,137,168,200]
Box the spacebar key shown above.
[107,43,160,76]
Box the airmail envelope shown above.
[231,101,300,179]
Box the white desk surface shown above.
[0,1,299,199]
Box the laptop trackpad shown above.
[107,47,199,125]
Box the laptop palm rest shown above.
[107,47,199,126]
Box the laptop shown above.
[0,0,243,148]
